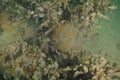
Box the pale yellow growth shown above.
[0,13,36,52]
[53,23,75,52]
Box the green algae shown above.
[0,0,120,80]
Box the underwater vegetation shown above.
[0,0,119,80]
[52,22,75,52]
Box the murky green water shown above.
[85,0,120,63]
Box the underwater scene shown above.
[0,0,120,80]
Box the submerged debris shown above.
[0,0,119,80]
